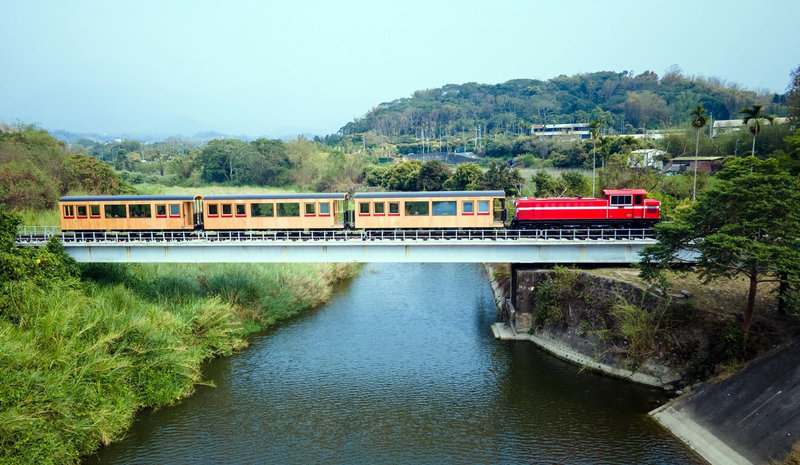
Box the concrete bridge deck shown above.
[16,227,657,264]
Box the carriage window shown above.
[462,201,474,214]
[63,205,75,218]
[478,200,490,214]
[251,203,274,217]
[221,204,232,216]
[90,205,101,218]
[76,205,87,218]
[319,202,330,216]
[432,201,457,216]
[405,201,429,216]
[359,202,370,215]
[610,195,633,205]
[129,204,151,218]
[207,204,218,217]
[170,204,180,217]
[277,202,300,217]
[236,204,246,217]
[373,202,384,214]
[305,203,316,216]
[105,204,127,218]
[389,202,399,214]
[156,205,167,217]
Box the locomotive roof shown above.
[203,193,347,200]
[60,195,196,201]
[354,190,505,198]
[601,189,648,196]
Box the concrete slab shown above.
[650,337,800,465]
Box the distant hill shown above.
[339,69,788,139]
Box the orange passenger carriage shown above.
[202,193,348,230]
[59,195,200,232]
[511,188,660,229]
[353,190,506,230]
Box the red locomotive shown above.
[511,189,660,229]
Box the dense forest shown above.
[325,68,789,155]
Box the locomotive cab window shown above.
[90,205,101,218]
[405,201,429,216]
[277,202,300,217]
[305,203,316,216]
[432,201,456,216]
[477,200,490,215]
[462,201,474,215]
[319,202,330,216]
[221,204,232,217]
[359,202,370,215]
[63,205,75,218]
[236,204,246,217]
[610,195,633,206]
[156,205,167,218]
[129,204,151,218]
[76,205,87,218]
[169,204,180,217]
[389,202,400,215]
[251,203,274,217]
[105,204,127,218]
[634,195,643,205]
[373,202,385,215]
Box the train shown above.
[58,189,659,233]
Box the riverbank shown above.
[484,264,800,390]
[0,256,360,464]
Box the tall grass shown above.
[16,207,59,226]
[0,262,360,464]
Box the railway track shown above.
[16,226,656,246]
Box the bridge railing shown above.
[16,226,656,246]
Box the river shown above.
[87,263,700,464]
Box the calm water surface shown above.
[87,263,700,464]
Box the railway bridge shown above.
[16,226,660,264]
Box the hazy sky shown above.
[1,0,798,138]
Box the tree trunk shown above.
[743,271,758,339]
[752,133,757,156]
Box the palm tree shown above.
[740,104,775,156]
[588,119,601,197]
[689,105,710,200]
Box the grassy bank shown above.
[0,246,360,463]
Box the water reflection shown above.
[87,263,698,464]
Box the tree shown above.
[639,157,800,339]
[443,163,483,191]
[740,104,775,156]
[61,154,121,195]
[788,64,800,121]
[689,104,710,200]
[250,138,292,186]
[480,163,523,195]
[417,160,451,191]
[588,120,601,197]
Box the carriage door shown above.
[183,202,194,228]
[633,194,644,218]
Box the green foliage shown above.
[417,160,451,191]
[480,163,523,195]
[61,154,121,195]
[531,266,582,329]
[608,297,667,365]
[0,203,361,463]
[443,163,482,190]
[529,170,591,197]
[0,161,58,210]
[640,157,800,337]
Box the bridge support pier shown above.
[509,263,533,333]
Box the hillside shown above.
[338,69,788,141]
